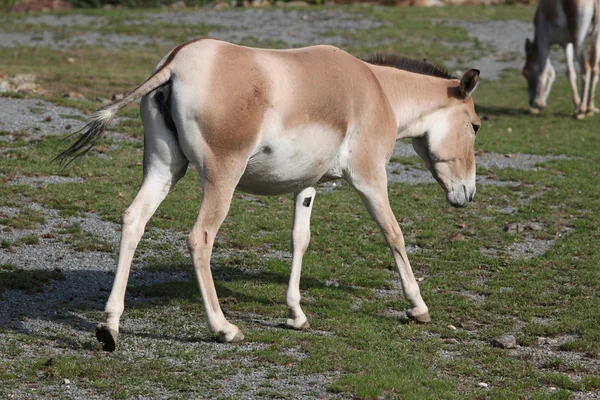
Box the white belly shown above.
[237,124,345,195]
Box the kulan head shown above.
[522,38,556,113]
[412,69,481,208]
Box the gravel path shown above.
[0,8,555,79]
[0,98,86,141]
[0,8,382,49]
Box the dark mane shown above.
[363,54,454,80]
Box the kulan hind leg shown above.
[285,187,316,330]
[97,94,188,351]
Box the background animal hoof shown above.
[407,310,431,324]
[574,113,586,120]
[96,324,118,352]
[529,108,540,114]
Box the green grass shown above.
[1,3,600,400]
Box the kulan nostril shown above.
[462,185,468,201]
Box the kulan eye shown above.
[471,123,481,135]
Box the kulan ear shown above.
[460,69,480,98]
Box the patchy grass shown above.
[0,268,64,294]
[0,206,46,229]
[57,223,115,252]
[1,4,599,400]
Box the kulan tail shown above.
[55,65,172,165]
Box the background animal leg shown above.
[349,173,430,323]
[576,44,592,117]
[188,179,244,343]
[564,43,581,108]
[285,187,316,330]
[587,37,600,113]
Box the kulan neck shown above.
[367,64,459,139]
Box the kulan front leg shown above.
[387,230,430,322]
[352,176,430,323]
[285,187,316,329]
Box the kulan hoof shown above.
[217,329,245,343]
[529,107,540,115]
[286,319,310,330]
[406,310,431,324]
[96,324,118,352]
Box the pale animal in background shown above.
[57,38,481,351]
[523,0,600,118]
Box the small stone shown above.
[504,222,523,234]
[538,337,558,346]
[63,91,85,100]
[456,223,467,229]
[525,222,544,231]
[63,378,71,385]
[111,93,124,101]
[549,386,557,391]
[507,127,512,133]
[448,232,465,242]
[447,324,457,331]
[491,335,517,349]
[0,74,46,95]
[416,277,424,282]
[67,57,75,63]
[44,116,52,122]
[476,382,488,388]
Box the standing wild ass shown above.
[57,38,481,351]
[523,0,600,117]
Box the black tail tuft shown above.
[53,108,115,166]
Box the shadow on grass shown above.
[0,262,360,348]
